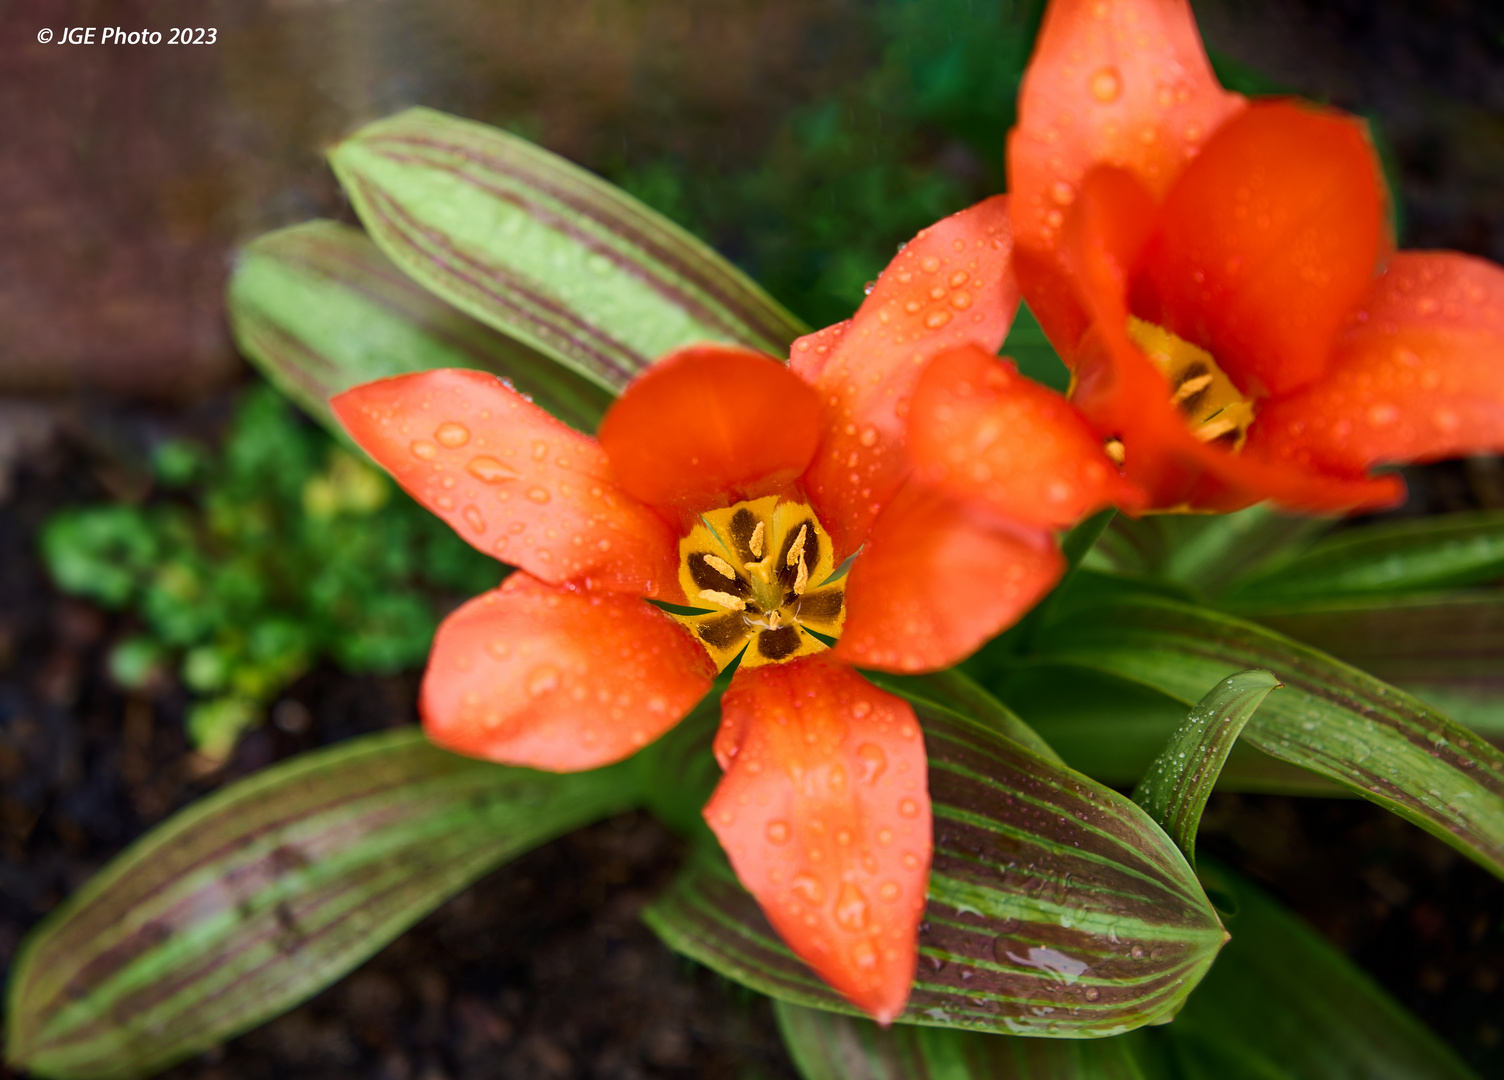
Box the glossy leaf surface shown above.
[644,695,1225,1036]
[227,220,613,436]
[1222,509,1504,607]
[1133,670,1281,866]
[1169,862,1477,1080]
[1251,590,1504,740]
[5,730,637,1079]
[329,108,806,392]
[1033,595,1504,880]
[775,1000,1161,1080]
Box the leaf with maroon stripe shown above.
[328,107,807,392]
[4,729,638,1080]
[774,1000,1163,1079]
[1246,590,1504,743]
[1220,509,1504,607]
[1132,670,1281,867]
[227,220,614,437]
[1031,595,1504,880]
[643,698,1226,1036]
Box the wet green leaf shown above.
[228,220,615,437]
[644,697,1225,1036]
[1032,595,1504,881]
[775,999,1163,1079]
[1133,671,1281,867]
[328,107,807,392]
[1222,510,1504,607]
[5,729,637,1079]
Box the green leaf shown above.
[990,665,1334,795]
[866,668,1065,764]
[643,699,1225,1036]
[5,729,638,1080]
[1086,505,1334,599]
[227,220,615,437]
[1168,861,1477,1080]
[775,1000,1163,1080]
[1032,595,1504,881]
[328,107,807,392]
[1133,671,1280,867]
[1005,304,1071,394]
[1221,509,1504,607]
[1250,591,1504,741]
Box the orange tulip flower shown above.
[1000,0,1504,513]
[331,197,1135,1021]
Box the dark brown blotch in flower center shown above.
[687,551,750,597]
[757,625,802,660]
[697,613,748,651]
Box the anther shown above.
[749,522,765,560]
[1171,373,1214,405]
[697,589,746,611]
[1104,438,1126,465]
[703,553,738,580]
[786,525,808,568]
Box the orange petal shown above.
[598,344,822,515]
[705,656,930,1023]
[908,344,1146,527]
[1061,169,1401,512]
[1250,253,1504,473]
[421,573,715,771]
[1009,0,1244,354]
[833,483,1064,673]
[795,196,1020,561]
[333,369,683,600]
[1141,101,1388,397]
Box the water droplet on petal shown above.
[527,487,551,504]
[467,455,518,483]
[527,665,560,697]
[1090,66,1121,103]
[856,743,888,784]
[463,505,486,532]
[835,883,869,930]
[435,422,470,448]
[766,820,791,844]
[925,310,953,329]
[852,940,878,970]
[899,798,920,819]
[790,872,824,905]
[410,440,437,460]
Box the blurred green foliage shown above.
[616,0,1047,330]
[42,387,501,759]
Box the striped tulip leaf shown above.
[1168,861,1477,1080]
[1220,509,1504,607]
[866,668,1065,765]
[774,1000,1163,1080]
[643,700,1226,1036]
[328,107,807,392]
[992,664,1336,795]
[1133,670,1281,867]
[1031,595,1504,880]
[4,729,638,1080]
[1248,591,1504,742]
[227,219,614,437]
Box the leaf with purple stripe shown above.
[328,107,807,392]
[1246,590,1504,743]
[1032,595,1504,881]
[227,220,614,437]
[643,699,1226,1036]
[4,729,637,1080]
[774,1000,1162,1079]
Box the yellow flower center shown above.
[1099,317,1256,466]
[671,495,846,670]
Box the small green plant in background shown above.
[41,385,502,761]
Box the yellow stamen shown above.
[697,589,746,611]
[1104,438,1126,465]
[786,525,807,568]
[1127,316,1256,452]
[1171,373,1214,405]
[703,553,738,580]
[749,521,765,559]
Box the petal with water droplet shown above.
[703,655,931,1023]
[421,573,715,770]
[332,369,682,600]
